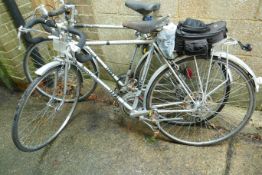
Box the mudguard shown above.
[35,60,63,76]
[213,51,260,92]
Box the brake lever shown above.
[17,26,23,50]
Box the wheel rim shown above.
[13,66,80,151]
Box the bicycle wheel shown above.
[23,39,98,101]
[146,56,255,145]
[12,65,81,152]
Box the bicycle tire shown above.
[12,64,81,152]
[146,56,255,146]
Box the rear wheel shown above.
[146,56,255,145]
[12,65,81,152]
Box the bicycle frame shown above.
[71,38,198,118]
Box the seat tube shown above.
[138,44,154,89]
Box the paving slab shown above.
[0,86,261,175]
[229,140,262,175]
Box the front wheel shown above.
[146,56,255,146]
[12,64,81,152]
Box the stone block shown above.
[256,0,262,20]
[75,5,93,15]
[178,0,259,20]
[0,31,17,45]
[118,0,179,17]
[2,63,24,79]
[70,0,92,6]
[158,0,178,18]
[118,0,140,16]
[226,20,262,58]
[10,75,26,83]
[0,25,9,37]
[91,14,142,67]
[16,0,31,6]
[4,21,16,32]
[0,12,12,24]
[103,60,129,76]
[0,3,6,14]
[78,15,95,24]
[92,0,121,15]
[18,2,32,15]
[0,39,19,52]
[239,56,262,76]
[229,141,262,175]
[0,57,14,66]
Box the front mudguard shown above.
[35,60,63,76]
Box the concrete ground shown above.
[0,86,262,175]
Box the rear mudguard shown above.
[213,51,260,92]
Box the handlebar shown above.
[24,18,57,29]
[22,18,86,50]
[23,18,57,44]
[48,5,66,17]
[38,4,66,18]
[38,5,66,34]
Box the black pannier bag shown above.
[175,18,227,55]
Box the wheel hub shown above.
[184,92,214,120]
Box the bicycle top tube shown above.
[84,39,154,46]
[74,24,127,29]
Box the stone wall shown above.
[0,0,261,104]
[90,0,262,75]
[0,0,32,89]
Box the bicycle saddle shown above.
[123,16,169,33]
[125,0,160,16]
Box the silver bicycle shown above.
[12,1,261,152]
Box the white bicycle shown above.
[12,1,262,152]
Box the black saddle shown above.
[123,16,169,33]
[125,0,160,16]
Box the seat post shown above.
[142,15,153,21]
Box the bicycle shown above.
[12,0,262,152]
